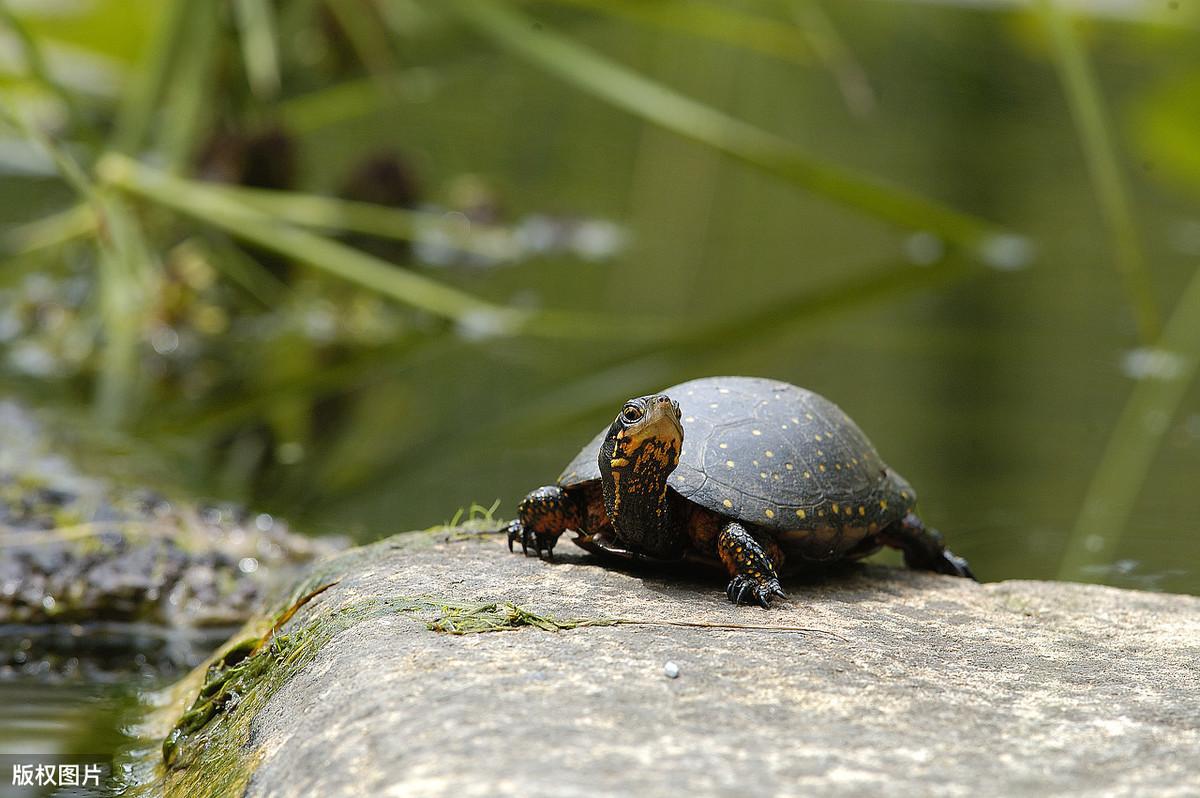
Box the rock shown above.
[0,400,345,677]
[142,529,1200,798]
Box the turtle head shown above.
[598,394,685,557]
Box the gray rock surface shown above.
[151,530,1200,798]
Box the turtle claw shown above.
[725,574,785,607]
[936,549,976,581]
[504,520,526,554]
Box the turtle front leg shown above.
[717,523,786,607]
[506,486,582,561]
[881,512,976,580]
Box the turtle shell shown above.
[558,376,915,533]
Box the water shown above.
[2,0,1199,785]
[0,682,144,798]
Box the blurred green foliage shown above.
[1,0,1199,595]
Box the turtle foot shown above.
[505,520,557,560]
[725,574,786,608]
[886,514,977,582]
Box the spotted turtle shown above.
[505,376,974,606]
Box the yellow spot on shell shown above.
[805,413,814,420]
[814,434,822,442]
[781,424,789,430]
[818,464,826,472]
[859,506,866,516]
[764,509,775,519]
[760,472,768,478]
[791,417,800,425]
[844,506,853,516]
[880,500,888,510]
[835,463,842,471]
[832,503,840,513]
[719,442,728,449]
[796,509,806,519]
[709,403,719,409]
[719,388,730,394]
[818,509,825,517]
[726,460,735,468]
[851,458,859,466]
[610,458,629,467]
[765,450,775,458]
[901,491,910,500]
[722,499,733,508]
[685,416,695,423]
[803,470,811,478]
[785,463,794,470]
[752,429,762,436]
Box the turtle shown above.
[503,376,974,607]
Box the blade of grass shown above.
[0,1,86,131]
[537,0,813,65]
[156,0,219,172]
[1058,262,1200,580]
[174,236,289,308]
[95,154,673,342]
[787,0,875,118]
[209,184,517,261]
[110,0,189,154]
[0,100,91,196]
[436,0,1017,261]
[96,153,520,328]
[233,0,282,99]
[1036,0,1159,343]
[94,196,155,426]
[0,203,96,257]
[325,0,401,89]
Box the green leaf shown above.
[233,0,282,99]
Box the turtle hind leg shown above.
[717,523,786,607]
[882,512,976,580]
[507,486,582,560]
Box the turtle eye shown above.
[621,404,644,423]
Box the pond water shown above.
[2,1,1199,790]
